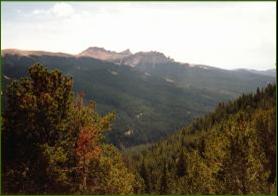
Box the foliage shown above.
[127,84,276,194]
[2,64,134,194]
[87,144,136,194]
[3,64,73,193]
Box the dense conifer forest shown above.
[1,64,276,194]
[125,82,276,194]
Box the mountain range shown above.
[1,47,276,147]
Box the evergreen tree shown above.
[140,159,150,193]
[2,64,130,194]
[159,161,169,194]
[176,150,187,177]
[3,64,73,193]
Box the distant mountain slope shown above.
[1,51,226,147]
[236,68,276,77]
[126,84,276,194]
[132,61,275,97]
[1,48,73,58]
[78,47,275,97]
[1,48,275,147]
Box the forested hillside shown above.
[2,50,275,147]
[1,64,276,194]
[125,83,276,194]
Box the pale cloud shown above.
[1,2,276,70]
[32,2,75,18]
[16,9,22,14]
[32,9,46,15]
[51,3,75,17]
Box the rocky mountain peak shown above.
[78,47,132,61]
[120,51,174,67]
[120,49,132,55]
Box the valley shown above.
[1,47,275,147]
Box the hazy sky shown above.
[1,2,276,70]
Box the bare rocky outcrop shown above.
[78,47,173,67]
[78,47,132,62]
